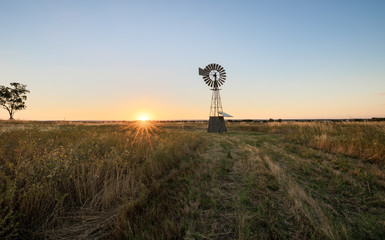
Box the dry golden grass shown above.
[1,120,385,239]
[230,121,385,163]
[0,120,204,239]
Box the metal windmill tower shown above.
[199,63,232,133]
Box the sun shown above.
[139,115,148,122]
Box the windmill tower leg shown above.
[208,89,227,133]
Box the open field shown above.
[1,121,385,239]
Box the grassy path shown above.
[184,130,385,239]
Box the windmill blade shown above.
[199,63,227,88]
[212,63,216,70]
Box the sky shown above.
[0,0,384,120]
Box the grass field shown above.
[1,120,385,239]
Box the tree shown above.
[0,82,30,120]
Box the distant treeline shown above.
[3,118,384,124]
[158,117,385,123]
[227,117,385,123]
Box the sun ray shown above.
[123,120,159,151]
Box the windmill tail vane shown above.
[198,63,232,133]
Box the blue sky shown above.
[1,0,384,120]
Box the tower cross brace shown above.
[209,87,223,117]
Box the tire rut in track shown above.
[243,143,336,239]
[185,135,255,239]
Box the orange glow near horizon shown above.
[133,110,154,122]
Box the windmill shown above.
[199,63,232,133]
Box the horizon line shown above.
[1,117,384,122]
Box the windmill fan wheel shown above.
[203,63,226,88]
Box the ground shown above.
[1,121,384,239]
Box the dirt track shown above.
[184,130,383,239]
